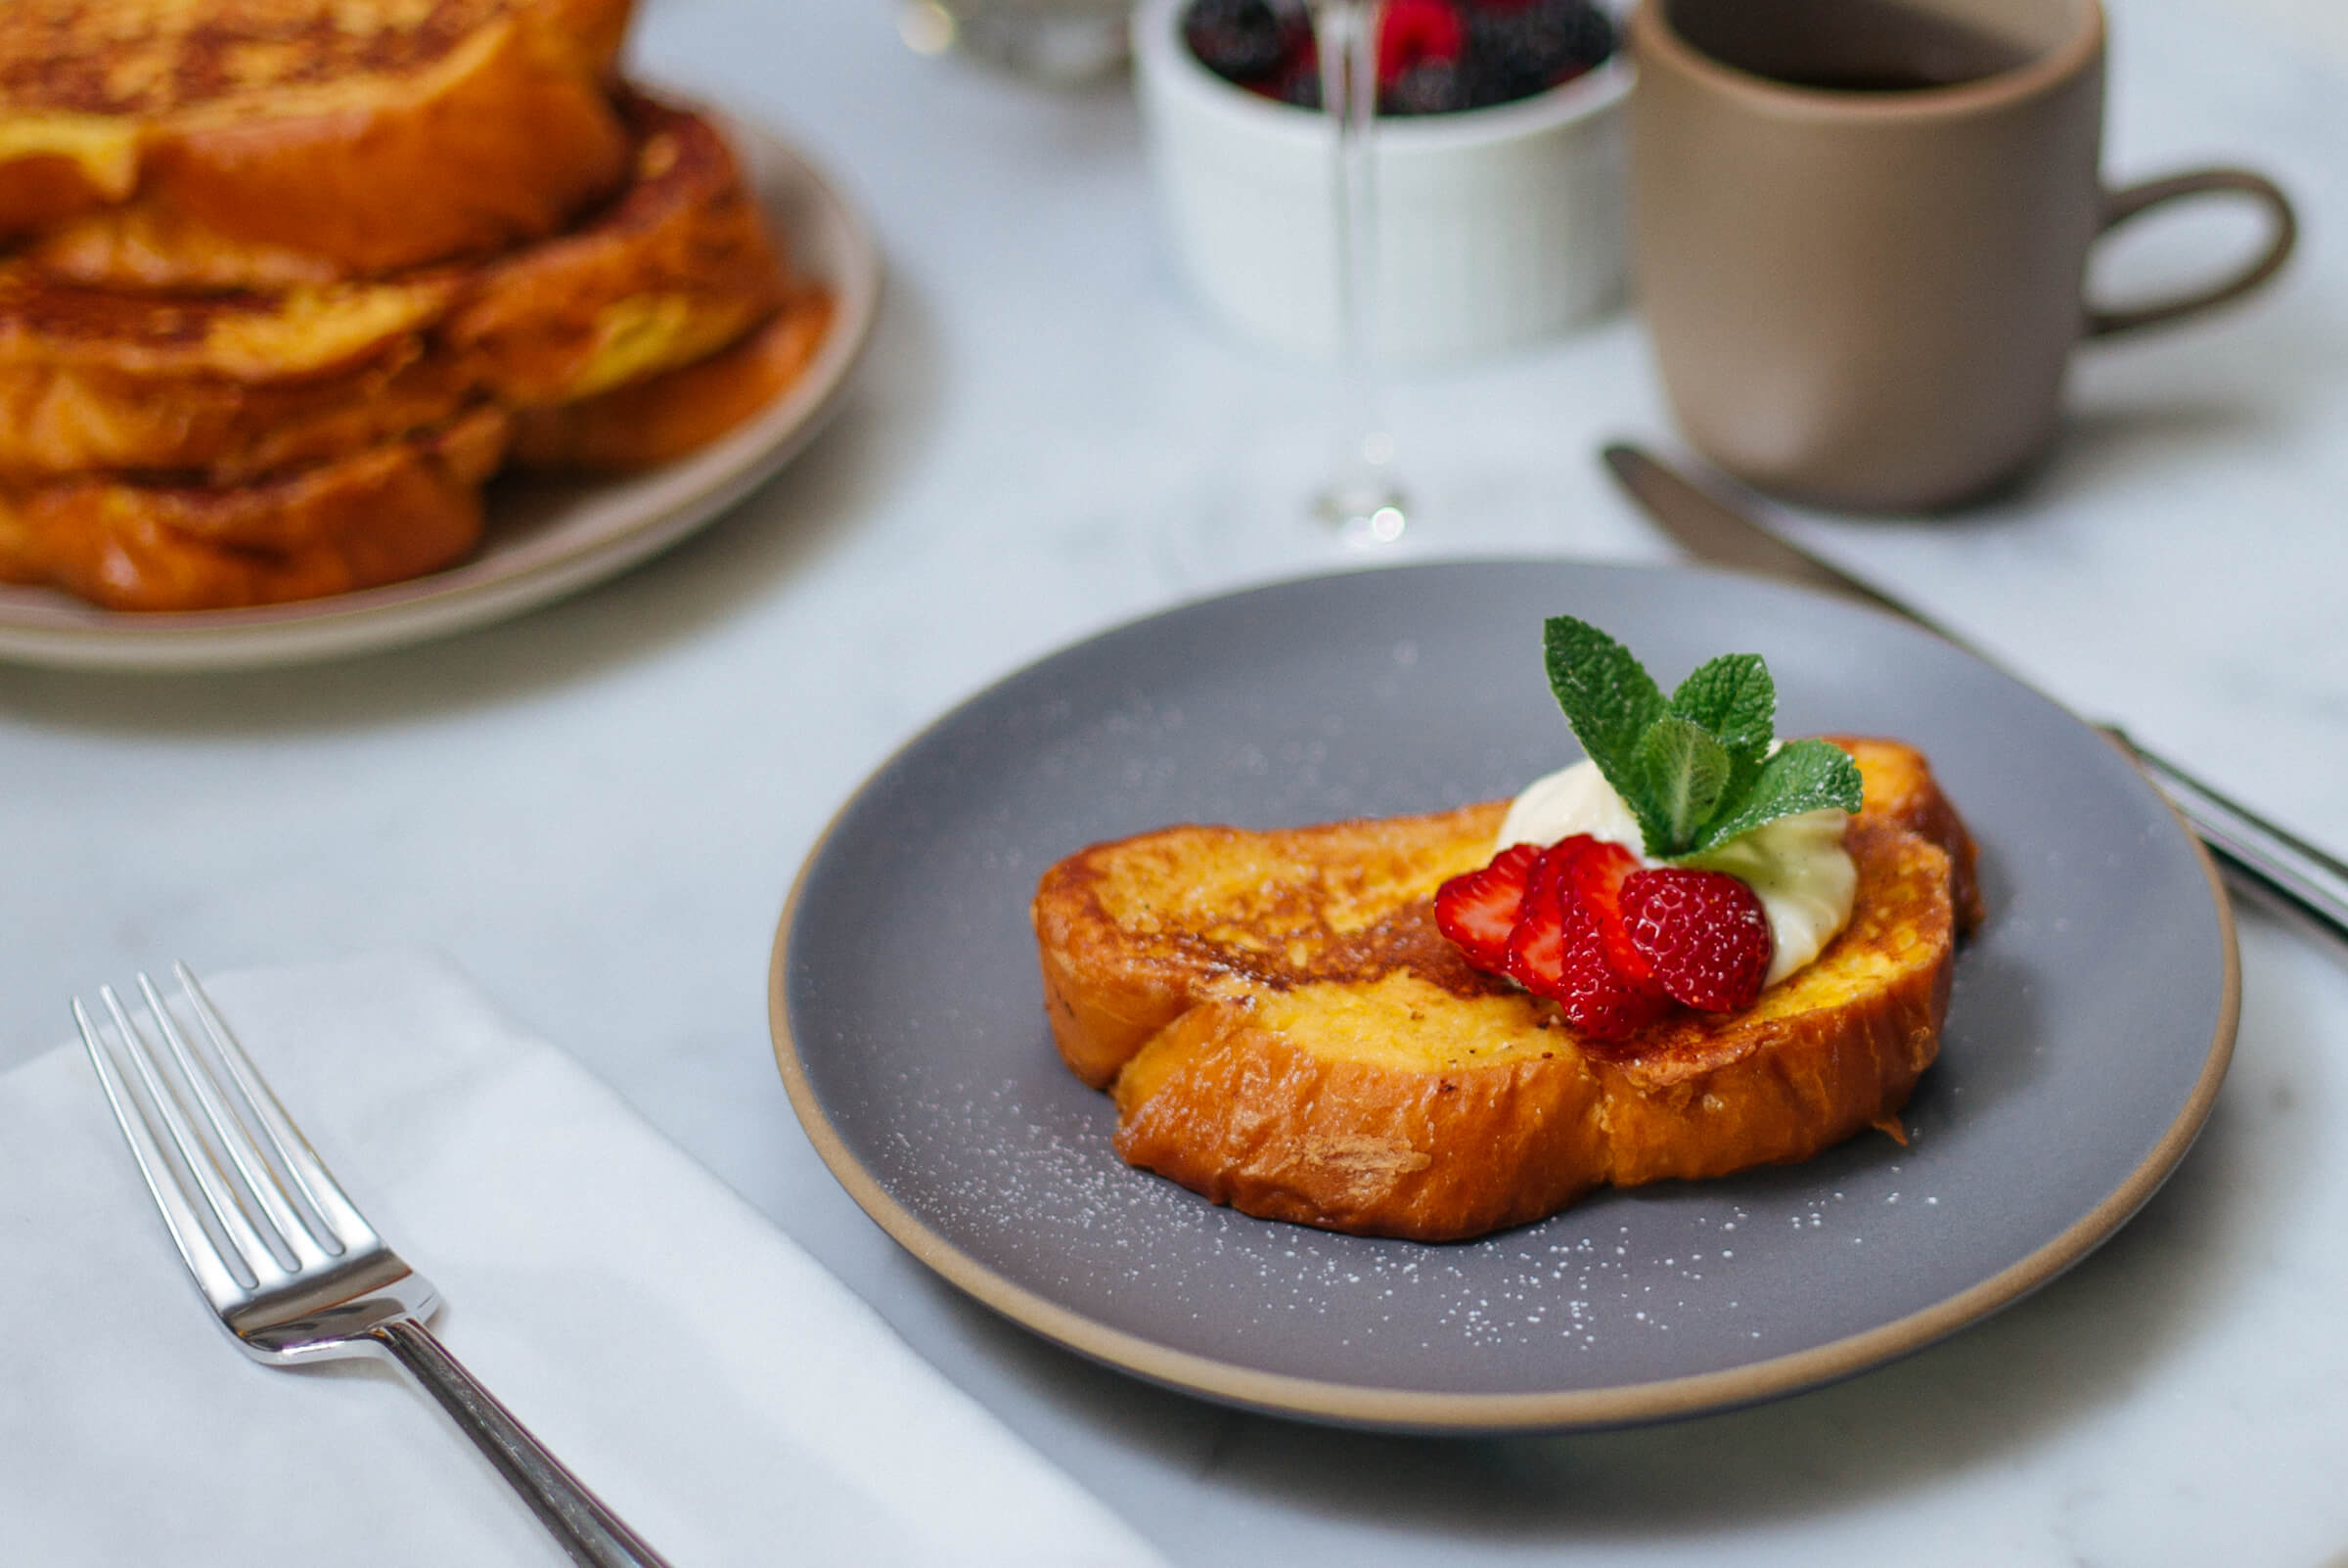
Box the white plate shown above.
[0,115,880,672]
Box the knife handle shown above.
[2119,737,2348,944]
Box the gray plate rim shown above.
[766,559,2240,1432]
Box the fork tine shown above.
[137,973,333,1272]
[97,984,292,1288]
[75,998,253,1313]
[176,963,378,1252]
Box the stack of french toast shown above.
[0,0,834,612]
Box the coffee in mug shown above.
[1628,0,2296,512]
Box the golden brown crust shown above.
[1831,733,1984,931]
[1113,978,1610,1239]
[1034,801,1506,1088]
[0,407,505,610]
[509,285,835,471]
[0,345,476,484]
[1034,739,1976,1239]
[0,1,544,119]
[0,0,636,276]
[0,94,789,484]
[446,90,785,406]
[0,266,461,381]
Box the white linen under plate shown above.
[0,952,1168,1568]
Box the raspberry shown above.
[1620,867,1775,1012]
[1432,840,1541,975]
[1377,0,1466,89]
[1506,836,1667,1042]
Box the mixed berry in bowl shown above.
[1182,0,1616,115]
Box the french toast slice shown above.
[0,95,788,485]
[0,0,634,279]
[0,406,507,610]
[1032,739,1979,1240]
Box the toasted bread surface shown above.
[510,285,835,471]
[0,406,505,609]
[1832,733,1983,930]
[1034,739,1975,1239]
[0,344,475,484]
[446,91,785,406]
[1035,801,1504,1089]
[0,96,787,483]
[1111,973,1612,1236]
[0,0,633,275]
[0,265,460,381]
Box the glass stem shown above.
[1311,0,1407,542]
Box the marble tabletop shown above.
[7,0,2347,1562]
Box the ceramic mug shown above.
[1628,0,2298,513]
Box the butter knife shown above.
[1601,441,2348,947]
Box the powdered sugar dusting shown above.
[881,1071,1951,1383]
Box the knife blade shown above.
[1601,440,2348,947]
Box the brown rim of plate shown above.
[1629,0,2106,126]
[764,739,2239,1433]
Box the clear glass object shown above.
[897,0,1131,83]
[1308,0,1409,546]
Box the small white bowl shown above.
[1135,0,1633,363]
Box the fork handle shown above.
[374,1318,675,1568]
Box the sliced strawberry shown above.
[1432,840,1541,975]
[1553,898,1672,1041]
[1558,834,1653,986]
[1507,836,1669,1042]
[1620,867,1774,1012]
[1501,838,1578,996]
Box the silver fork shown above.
[76,964,674,1568]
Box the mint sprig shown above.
[1542,615,1862,859]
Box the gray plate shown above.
[768,560,2237,1433]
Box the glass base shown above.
[1314,473,1410,548]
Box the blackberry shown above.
[1184,0,1301,84]
[1274,55,1323,109]
[1383,59,1462,115]
[1461,0,1615,109]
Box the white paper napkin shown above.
[0,953,1168,1568]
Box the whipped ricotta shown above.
[1495,760,1857,987]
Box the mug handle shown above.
[2086,168,2298,338]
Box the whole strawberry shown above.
[1620,867,1774,1012]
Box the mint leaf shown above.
[1667,652,1775,824]
[1668,653,1775,763]
[1636,716,1732,853]
[1543,616,1663,808]
[1682,739,1864,856]
[1540,617,1861,860]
